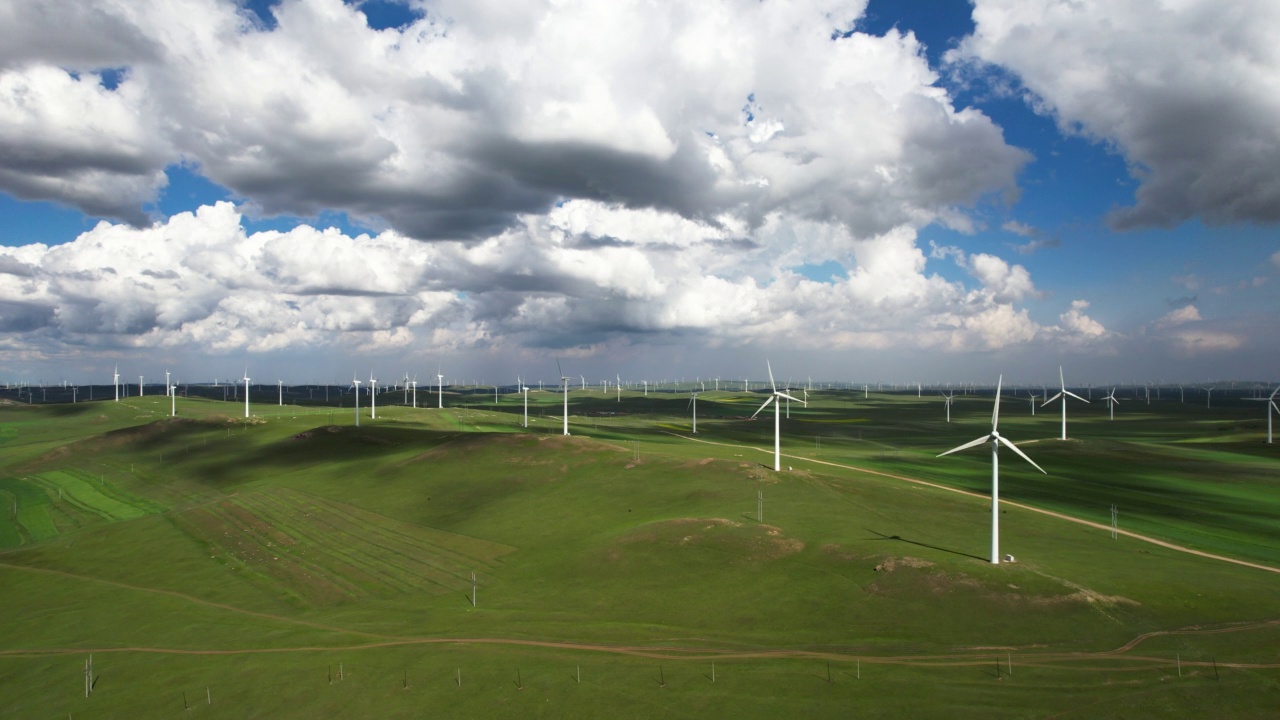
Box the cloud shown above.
[1057,299,1107,339]
[0,0,1027,238]
[955,0,1280,229]
[966,252,1037,303]
[1156,304,1201,328]
[0,201,1108,364]
[1001,220,1035,237]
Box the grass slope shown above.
[0,392,1275,718]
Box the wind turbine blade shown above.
[938,434,992,457]
[1064,390,1090,403]
[1059,365,1065,391]
[997,435,1047,474]
[1271,385,1280,401]
[767,360,776,393]
[992,375,1003,430]
[1042,392,1062,407]
[750,395,774,420]
[777,391,804,405]
[556,358,563,379]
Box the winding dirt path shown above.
[662,432,1280,574]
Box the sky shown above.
[0,0,1277,387]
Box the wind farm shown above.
[2,1,1279,717]
[0,372,1276,718]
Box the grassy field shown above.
[0,388,1276,718]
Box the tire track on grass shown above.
[0,561,398,639]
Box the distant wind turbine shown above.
[938,375,1046,564]
[437,368,444,409]
[370,373,378,419]
[750,361,806,472]
[942,391,955,423]
[558,359,572,436]
[242,371,251,418]
[352,375,361,427]
[139,375,144,397]
[278,380,283,406]
[688,391,699,434]
[1042,366,1088,440]
[1103,388,1121,421]
[519,376,529,428]
[113,366,119,402]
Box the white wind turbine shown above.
[1042,366,1088,440]
[369,372,378,419]
[1247,385,1279,444]
[942,391,956,422]
[1103,388,1121,421]
[165,370,171,397]
[139,375,144,397]
[749,361,805,472]
[170,383,177,417]
[938,376,1046,564]
[519,376,529,428]
[277,380,283,406]
[688,391,699,434]
[242,371,251,418]
[351,374,362,427]
[1027,390,1040,416]
[557,360,572,436]
[113,366,119,402]
[436,368,444,409]
[616,374,621,402]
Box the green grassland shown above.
[0,388,1276,718]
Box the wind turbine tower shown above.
[437,370,445,409]
[113,367,119,402]
[242,372,251,418]
[1042,366,1088,440]
[558,361,572,436]
[352,376,361,427]
[938,376,1046,564]
[750,361,806,472]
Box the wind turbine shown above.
[642,380,648,397]
[1247,385,1279,444]
[557,360,572,436]
[519,376,529,428]
[351,375,361,427]
[749,361,805,472]
[277,380,283,406]
[938,376,1046,564]
[139,375,144,397]
[437,368,444,409]
[688,391,699,434]
[1027,390,1040,416]
[370,373,378,419]
[242,371,251,418]
[165,370,171,397]
[616,374,621,402]
[170,383,177,417]
[409,376,418,408]
[113,366,119,402]
[942,391,955,422]
[1103,388,1121,421]
[1042,366,1088,440]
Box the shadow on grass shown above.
[866,528,986,563]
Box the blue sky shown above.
[0,0,1276,385]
